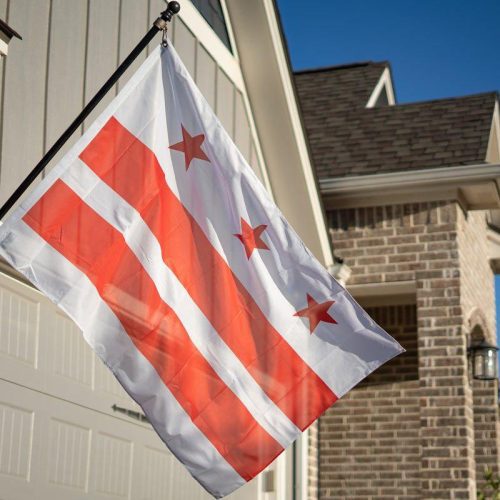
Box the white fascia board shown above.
[486,100,500,163]
[224,0,334,267]
[321,163,500,205]
[366,67,396,108]
[261,0,334,267]
[495,101,500,152]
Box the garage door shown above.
[0,270,291,499]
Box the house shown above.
[296,62,500,498]
[0,1,333,498]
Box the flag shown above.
[0,43,403,498]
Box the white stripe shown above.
[114,45,404,398]
[0,221,244,499]
[61,159,301,447]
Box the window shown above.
[191,0,232,51]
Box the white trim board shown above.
[486,100,500,163]
[366,67,396,108]
[321,163,500,209]
[224,0,334,267]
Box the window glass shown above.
[191,0,232,52]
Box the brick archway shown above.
[468,307,491,343]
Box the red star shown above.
[294,294,337,334]
[234,218,269,259]
[169,125,210,170]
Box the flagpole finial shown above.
[162,1,181,22]
[155,1,181,30]
[166,1,181,17]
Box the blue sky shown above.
[276,0,500,341]
[276,0,500,103]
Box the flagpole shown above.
[0,1,180,221]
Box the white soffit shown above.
[320,163,500,210]
[366,67,396,108]
[348,280,416,307]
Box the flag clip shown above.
[161,27,169,48]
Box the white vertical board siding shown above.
[234,90,251,162]
[217,68,235,138]
[250,142,265,182]
[118,0,149,91]
[174,17,196,78]
[146,0,167,55]
[196,44,217,108]
[0,0,50,207]
[83,0,120,131]
[45,0,88,165]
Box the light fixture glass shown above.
[469,340,499,381]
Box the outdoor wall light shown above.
[329,256,352,287]
[468,340,499,381]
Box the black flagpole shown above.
[0,1,180,221]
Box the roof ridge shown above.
[294,61,388,75]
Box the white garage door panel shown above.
[0,273,264,499]
[0,279,43,389]
[0,272,140,422]
[0,379,260,499]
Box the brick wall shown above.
[473,379,500,490]
[362,305,418,386]
[457,210,495,340]
[457,210,499,490]
[328,202,458,286]
[319,304,420,499]
[316,200,498,499]
[319,380,420,499]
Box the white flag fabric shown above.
[0,44,403,498]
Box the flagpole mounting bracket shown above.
[155,1,181,46]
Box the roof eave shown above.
[320,163,500,210]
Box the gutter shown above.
[320,163,500,195]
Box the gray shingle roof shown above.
[295,64,497,179]
[295,62,389,117]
